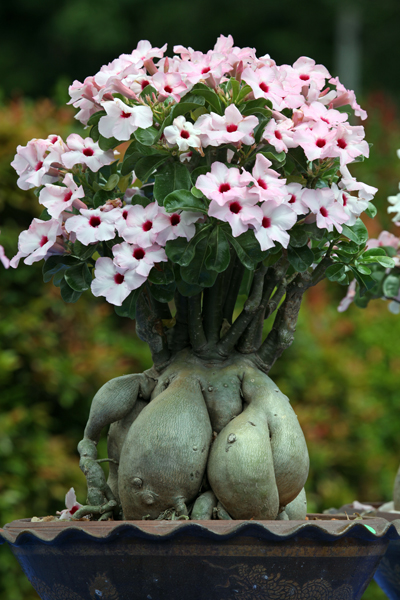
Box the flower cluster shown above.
[8,35,384,312]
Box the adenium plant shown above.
[8,35,395,522]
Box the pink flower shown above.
[329,77,367,120]
[122,40,168,66]
[208,196,262,237]
[333,185,368,226]
[68,76,103,125]
[298,102,348,127]
[331,124,369,166]
[91,257,145,305]
[253,201,297,250]
[11,138,59,190]
[242,66,285,110]
[249,154,287,202]
[284,183,309,215]
[367,231,400,250]
[62,135,116,172]
[196,104,258,147]
[164,116,202,151]
[113,241,167,276]
[293,121,337,162]
[153,209,202,245]
[10,218,63,268]
[39,173,86,219]
[57,488,83,521]
[98,99,153,141]
[195,162,251,206]
[289,57,330,91]
[0,236,10,269]
[262,118,296,153]
[302,188,349,233]
[339,165,377,201]
[65,208,117,244]
[178,50,230,86]
[338,280,357,312]
[152,72,188,102]
[118,202,159,247]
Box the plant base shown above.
[1,515,399,600]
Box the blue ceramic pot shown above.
[1,516,399,600]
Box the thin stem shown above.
[188,293,207,353]
[171,292,190,353]
[203,274,225,344]
[222,257,245,324]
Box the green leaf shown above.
[121,140,166,176]
[235,84,253,104]
[149,281,176,303]
[205,226,231,272]
[87,110,106,127]
[287,244,314,272]
[365,203,377,218]
[361,247,386,258]
[376,256,396,268]
[147,262,175,285]
[165,225,212,266]
[103,173,120,191]
[90,123,100,142]
[60,278,82,303]
[253,116,270,145]
[129,194,152,207]
[114,288,142,319]
[302,222,326,241]
[164,189,208,214]
[170,95,205,120]
[190,83,223,114]
[64,263,92,292]
[134,155,169,182]
[350,266,376,297]
[180,236,218,287]
[341,218,369,245]
[134,126,160,146]
[38,208,51,221]
[98,135,120,151]
[325,263,347,282]
[93,189,111,208]
[241,98,272,116]
[42,255,81,283]
[228,78,240,102]
[224,231,258,270]
[290,227,309,248]
[383,274,400,298]
[140,84,157,99]
[72,241,98,261]
[260,149,286,164]
[191,165,210,181]
[356,264,372,275]
[154,162,192,203]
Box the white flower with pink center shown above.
[299,102,348,127]
[65,208,117,245]
[11,138,58,190]
[339,165,377,202]
[209,196,262,237]
[262,118,296,153]
[68,76,103,125]
[98,99,153,141]
[152,72,188,102]
[333,184,368,226]
[153,209,202,245]
[293,121,337,162]
[122,40,168,66]
[329,77,367,120]
[62,134,116,172]
[196,104,259,147]
[57,488,83,521]
[388,185,400,223]
[284,183,309,215]
[10,218,63,268]
[254,201,297,251]
[91,257,145,306]
[249,154,287,202]
[39,173,86,219]
[367,231,400,251]
[118,202,159,247]
[178,51,230,85]
[113,241,167,277]
[288,57,330,91]
[195,162,251,206]
[302,188,349,233]
[331,124,369,166]
[164,116,202,151]
[338,280,357,313]
[242,66,285,110]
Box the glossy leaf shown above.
[134,155,169,183]
[42,255,81,283]
[154,162,192,203]
[103,173,120,191]
[290,228,309,248]
[190,83,223,114]
[98,134,120,151]
[165,225,212,266]
[205,226,231,272]
[287,244,314,272]
[164,189,208,213]
[93,189,111,208]
[60,278,82,303]
[147,262,175,285]
[180,235,218,287]
[114,288,142,319]
[72,241,98,261]
[149,281,176,303]
[134,126,160,146]
[341,218,369,245]
[383,274,400,298]
[325,263,347,282]
[64,263,92,292]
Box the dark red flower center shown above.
[321,117,329,124]
[133,248,145,260]
[170,214,181,226]
[226,124,238,133]
[83,148,94,157]
[89,216,101,227]
[122,210,128,220]
[337,138,347,149]
[141,80,150,89]
[39,235,48,247]
[180,130,190,139]
[35,161,43,171]
[342,193,347,206]
[142,220,153,232]
[316,138,326,148]
[219,183,231,193]
[274,130,282,140]
[259,82,269,93]
[50,136,58,144]
[229,202,242,214]
[64,191,73,202]
[257,178,268,190]
[164,85,173,94]
[320,207,328,217]
[114,273,125,284]
[201,67,211,74]
[262,217,271,228]
[121,111,131,119]
[299,74,310,81]
[288,194,296,204]
[70,505,79,515]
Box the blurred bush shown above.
[1,95,400,600]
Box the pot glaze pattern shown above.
[1,518,399,600]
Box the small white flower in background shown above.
[10,218,63,268]
[388,182,400,223]
[164,116,202,151]
[56,488,83,520]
